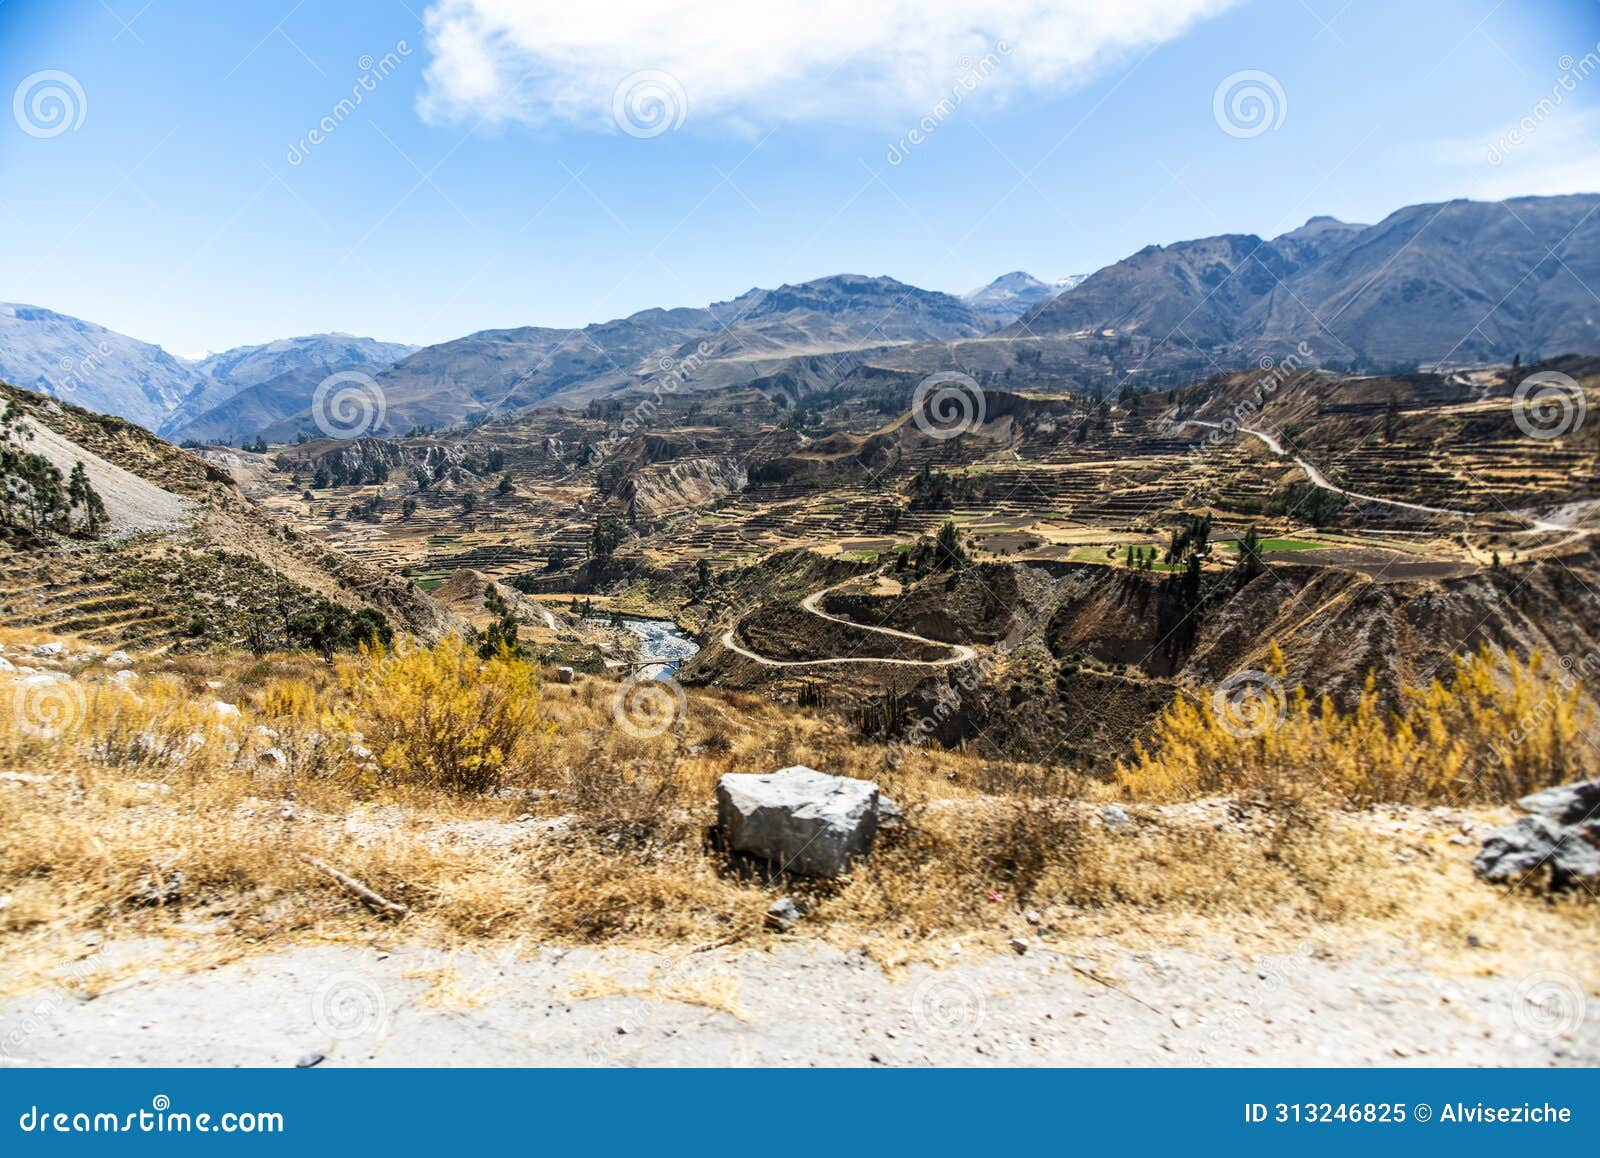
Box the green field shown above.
[1220,537,1323,552]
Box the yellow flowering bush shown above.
[338,636,547,794]
[1119,645,1585,806]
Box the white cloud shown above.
[416,0,1240,133]
[1423,108,1600,202]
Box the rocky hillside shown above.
[0,384,456,653]
[1012,194,1600,372]
[233,275,990,441]
[687,541,1600,769]
[163,334,416,439]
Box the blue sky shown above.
[1,0,1597,356]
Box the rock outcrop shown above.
[716,765,888,877]
[1474,779,1600,888]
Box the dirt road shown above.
[2,938,1590,1067]
[719,582,977,668]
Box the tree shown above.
[1281,481,1345,527]
[401,497,417,520]
[1383,389,1401,442]
[496,473,514,496]
[287,600,391,663]
[478,583,521,659]
[67,462,107,534]
[1234,525,1264,581]
[933,520,966,571]
[0,402,104,536]
[591,515,628,560]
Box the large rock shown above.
[1516,780,1600,826]
[1474,779,1600,888]
[717,766,883,877]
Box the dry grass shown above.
[1,637,1595,1000]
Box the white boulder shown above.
[716,765,884,877]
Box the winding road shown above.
[719,581,978,668]
[1180,419,1588,538]
[1176,420,1471,519]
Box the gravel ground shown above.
[2,937,1593,1068]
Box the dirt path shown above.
[2,938,1589,1067]
[1178,420,1590,538]
[1177,420,1470,520]
[719,581,978,668]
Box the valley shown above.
[3,195,1598,1071]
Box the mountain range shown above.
[962,271,1087,328]
[1009,195,1599,371]
[3,193,1596,442]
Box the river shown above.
[587,616,699,680]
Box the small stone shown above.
[258,747,288,767]
[1100,804,1133,832]
[1024,909,1041,925]
[32,642,66,658]
[104,651,134,668]
[294,1052,325,1068]
[766,896,801,932]
[211,701,241,719]
[1009,936,1029,955]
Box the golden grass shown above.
[1,637,1595,1000]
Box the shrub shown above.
[1118,646,1586,806]
[337,637,548,794]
